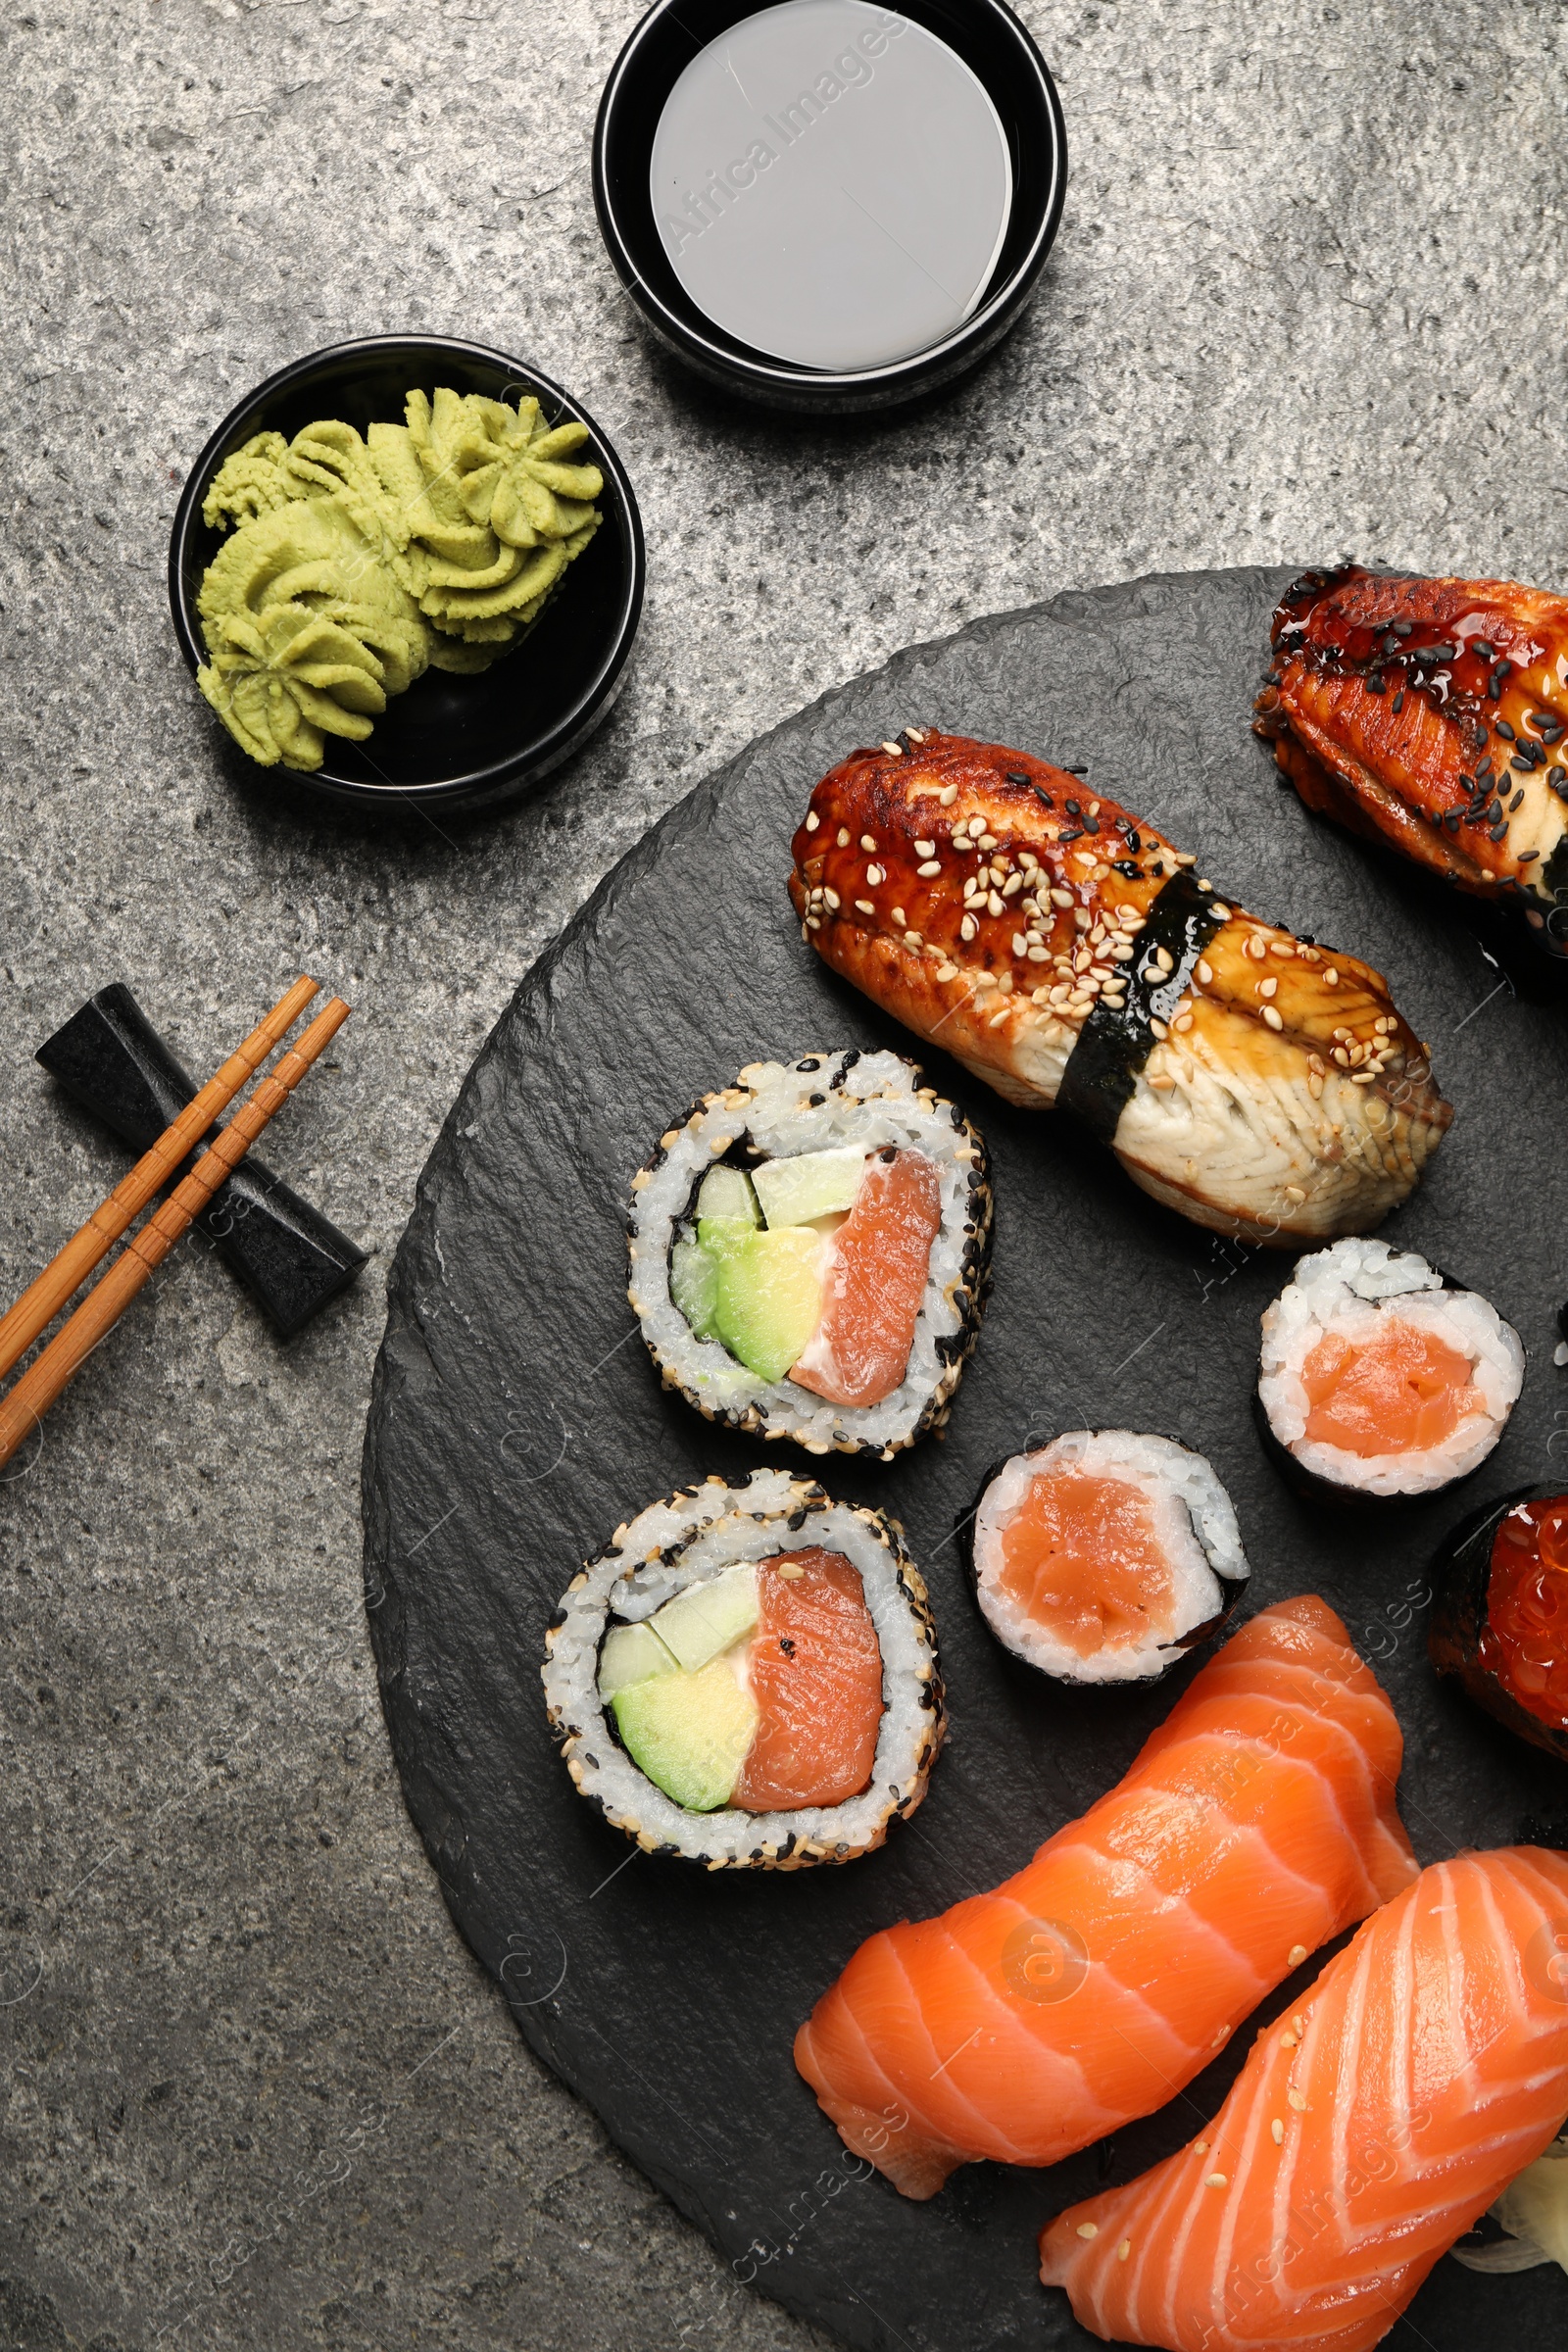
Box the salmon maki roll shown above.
[788,730,1452,1247]
[1040,1843,1568,2352]
[964,1430,1250,1684]
[542,1469,943,1869]
[793,1595,1416,2196]
[627,1050,992,1458]
[1255,564,1568,950]
[1257,1237,1524,1501]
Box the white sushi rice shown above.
[627,1050,990,1456]
[971,1431,1249,1685]
[541,1469,944,1869]
[1257,1237,1524,1497]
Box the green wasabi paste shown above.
[195,388,604,771]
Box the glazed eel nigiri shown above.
[794,1596,1416,2200]
[1256,564,1568,947]
[788,730,1451,1246]
[1041,1844,1568,2352]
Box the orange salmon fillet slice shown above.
[1040,1843,1568,2352]
[793,1596,1417,2199]
[735,1549,885,1812]
[791,1149,941,1407]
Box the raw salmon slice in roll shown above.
[1256,563,1568,949]
[788,729,1452,1246]
[792,1595,1416,2198]
[1040,1843,1568,2352]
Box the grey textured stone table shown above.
[2,4,1564,2347]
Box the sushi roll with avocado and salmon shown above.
[963,1431,1250,1685]
[1257,1238,1524,1501]
[1429,1483,1568,1762]
[627,1051,991,1458]
[542,1471,943,1868]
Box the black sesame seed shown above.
[1366,671,1387,693]
[1512,758,1534,775]
[808,1091,825,1105]
[1495,717,1517,740]
[1520,849,1541,862]
[1005,769,1030,784]
[1058,828,1083,843]
[1477,758,1494,781]
[1473,640,1495,660]
[1082,815,1101,834]
[1491,821,1509,841]
[798,1056,820,1071]
[1392,690,1405,713]
[1112,858,1142,878]
[1510,790,1526,809]
[1064,799,1081,815]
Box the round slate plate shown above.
[363,567,1568,2352]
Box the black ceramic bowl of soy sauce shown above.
[168,334,645,819]
[594,0,1067,415]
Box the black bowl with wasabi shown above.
[169,334,644,817]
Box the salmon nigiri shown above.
[794,1596,1416,2197]
[1041,1843,1568,2352]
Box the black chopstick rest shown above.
[36,984,367,1339]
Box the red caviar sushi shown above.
[1040,1844,1568,2352]
[1430,1483,1568,1761]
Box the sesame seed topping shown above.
[866,864,885,886]
[837,828,851,848]
[881,740,903,757]
[960,914,978,942]
[913,839,936,858]
[1150,1017,1169,1040]
[939,784,957,806]
[1288,1943,1307,1965]
[1259,976,1278,998]
[1271,2119,1285,2146]
[917,858,942,878]
[1210,903,1233,919]
[1077,2223,1100,2240]
[806,810,819,831]
[1288,2089,1307,2112]
[1281,2031,1297,2048]
[860,834,877,852]
[1194,2140,1209,2154]
[1205,2173,1228,2190]
[1262,1005,1284,1031]
[891,906,906,925]
[1117,2241,1131,2263]
[936,961,958,981]
[1325,966,1340,985]
[1196,958,1213,985]
[823,888,841,910]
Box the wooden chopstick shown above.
[0,973,320,1387]
[0,995,351,1472]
